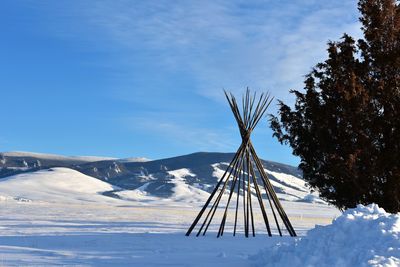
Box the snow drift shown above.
[253,204,400,267]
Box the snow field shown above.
[0,168,394,267]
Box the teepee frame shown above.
[186,89,296,237]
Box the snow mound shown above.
[252,204,400,267]
[0,167,118,203]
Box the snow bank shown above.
[252,204,400,267]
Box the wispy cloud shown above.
[37,0,362,105]
[122,113,238,152]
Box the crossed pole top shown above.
[224,89,274,143]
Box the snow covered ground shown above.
[1,167,395,266]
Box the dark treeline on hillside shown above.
[270,0,400,212]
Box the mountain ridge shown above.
[0,151,320,203]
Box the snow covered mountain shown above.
[0,151,322,204]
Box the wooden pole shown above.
[249,143,297,237]
[186,142,244,236]
[217,151,245,237]
[248,154,272,236]
[246,150,256,237]
[201,146,246,236]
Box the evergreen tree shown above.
[270,0,400,212]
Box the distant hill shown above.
[0,151,322,203]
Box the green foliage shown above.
[270,0,400,212]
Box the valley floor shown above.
[0,200,339,266]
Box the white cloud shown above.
[38,0,362,107]
[122,114,238,152]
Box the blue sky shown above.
[1,1,361,165]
